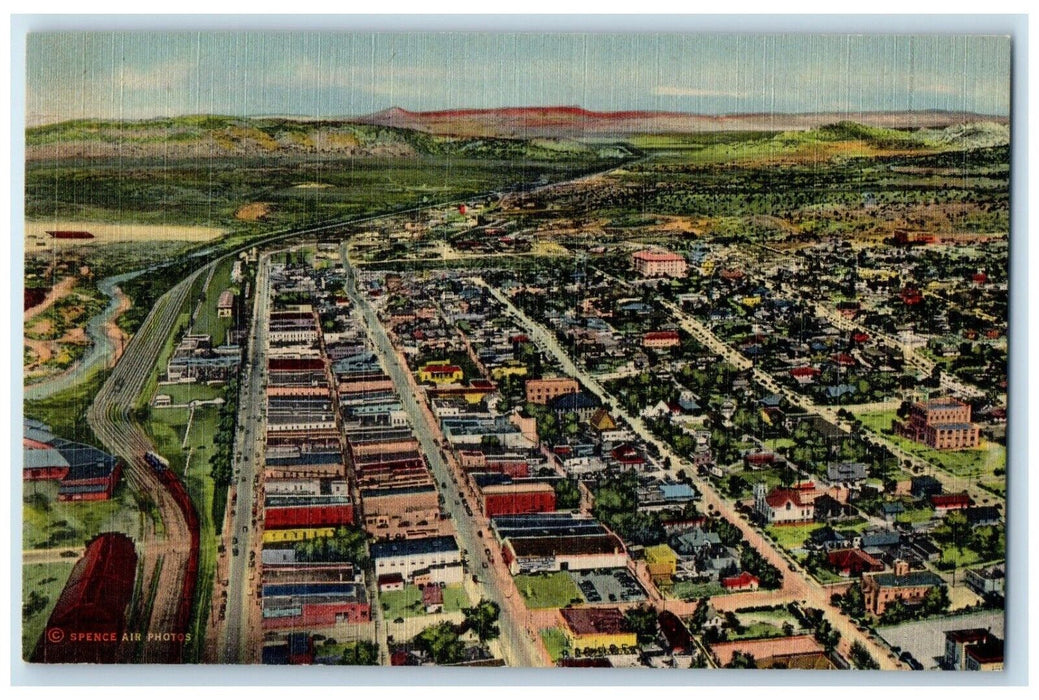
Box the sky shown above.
[25,32,1011,125]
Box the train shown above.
[144,451,200,663]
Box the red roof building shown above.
[643,330,681,349]
[34,533,138,663]
[931,492,973,513]
[722,572,760,591]
[827,548,885,577]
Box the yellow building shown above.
[418,361,464,385]
[741,295,762,308]
[644,544,678,584]
[559,607,637,652]
[700,260,716,276]
[490,362,529,380]
[262,527,336,543]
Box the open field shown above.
[513,572,584,609]
[25,219,223,249]
[668,580,726,600]
[22,561,77,657]
[22,480,145,550]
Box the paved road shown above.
[220,252,272,664]
[342,252,543,668]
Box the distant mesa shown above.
[46,230,94,240]
[353,105,1009,139]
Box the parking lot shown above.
[568,568,647,605]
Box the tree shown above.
[726,651,757,669]
[624,605,659,644]
[413,622,466,665]
[922,585,950,617]
[943,511,970,553]
[340,641,379,666]
[850,641,880,670]
[461,599,501,643]
[554,479,582,510]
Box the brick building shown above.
[631,250,688,278]
[893,397,980,450]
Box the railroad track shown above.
[87,267,206,661]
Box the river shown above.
[24,268,145,401]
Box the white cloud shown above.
[653,85,740,99]
[117,59,194,91]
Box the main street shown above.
[219,252,273,663]
[342,247,544,668]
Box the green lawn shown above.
[940,546,983,569]
[513,572,584,609]
[728,621,786,641]
[668,580,725,601]
[859,411,1007,482]
[766,523,823,551]
[380,584,470,619]
[23,480,146,550]
[141,403,225,661]
[191,258,237,346]
[896,507,937,525]
[153,382,225,405]
[21,561,76,659]
[541,627,572,663]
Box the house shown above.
[930,492,972,514]
[558,607,637,652]
[827,548,884,577]
[813,494,856,522]
[721,572,760,591]
[789,366,821,385]
[827,462,868,484]
[963,506,1001,527]
[418,361,464,385]
[861,560,944,615]
[911,475,943,499]
[807,526,849,552]
[860,529,901,556]
[754,483,818,524]
[588,407,618,433]
[878,501,906,521]
[421,584,444,614]
[965,565,1005,599]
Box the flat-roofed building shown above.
[525,377,580,405]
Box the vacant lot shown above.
[514,572,584,609]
